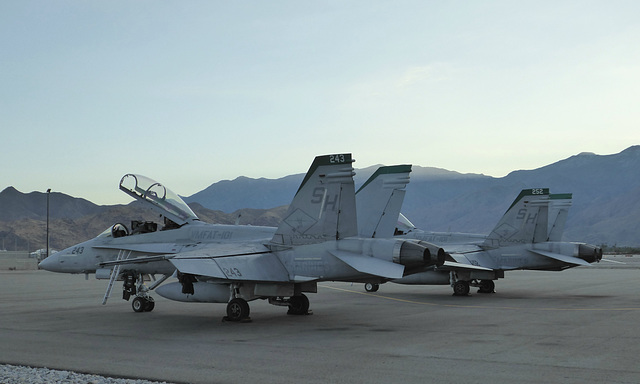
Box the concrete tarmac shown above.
[1,256,639,384]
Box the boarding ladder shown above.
[102,249,131,305]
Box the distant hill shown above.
[1,146,639,251]
[184,174,305,213]
[185,146,640,246]
[0,187,104,221]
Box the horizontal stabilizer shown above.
[331,250,405,279]
[441,261,494,271]
[530,249,592,266]
[600,258,625,265]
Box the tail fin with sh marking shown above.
[271,154,357,246]
[483,188,550,249]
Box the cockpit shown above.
[96,174,200,239]
[119,174,199,224]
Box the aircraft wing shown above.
[529,249,592,266]
[331,250,405,279]
[168,243,292,282]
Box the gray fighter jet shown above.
[39,173,277,312]
[393,189,602,295]
[41,154,445,321]
[353,166,603,295]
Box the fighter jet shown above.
[39,173,278,312]
[41,154,445,321]
[353,170,603,295]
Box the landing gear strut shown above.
[122,272,137,301]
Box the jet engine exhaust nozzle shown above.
[578,244,603,263]
[396,241,446,269]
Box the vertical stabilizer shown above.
[271,154,357,246]
[483,189,550,248]
[356,165,411,238]
[547,193,572,242]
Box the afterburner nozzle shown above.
[395,240,446,269]
[578,244,603,263]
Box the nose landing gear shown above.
[121,271,156,312]
[132,296,155,312]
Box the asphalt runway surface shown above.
[1,256,639,384]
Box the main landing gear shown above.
[477,279,495,294]
[452,279,496,296]
[286,294,310,316]
[226,298,251,321]
[223,294,312,322]
[364,283,380,292]
[452,280,470,296]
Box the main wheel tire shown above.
[364,283,379,292]
[478,280,495,294]
[288,294,310,315]
[132,297,146,312]
[226,298,250,321]
[453,281,470,296]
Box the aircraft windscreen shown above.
[119,174,199,225]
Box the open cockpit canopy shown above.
[119,174,199,226]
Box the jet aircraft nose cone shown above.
[38,255,58,272]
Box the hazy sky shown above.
[2,1,639,205]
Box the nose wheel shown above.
[132,296,155,312]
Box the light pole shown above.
[46,188,51,260]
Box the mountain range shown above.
[185,146,640,246]
[1,146,639,252]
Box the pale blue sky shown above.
[2,1,639,205]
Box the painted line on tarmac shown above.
[319,284,640,312]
